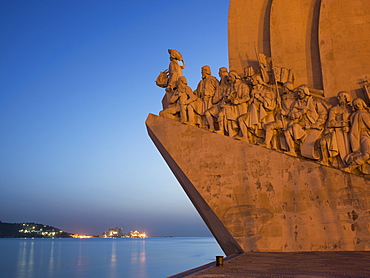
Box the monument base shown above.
[146,114,370,255]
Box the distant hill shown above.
[0,221,72,238]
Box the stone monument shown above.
[147,0,370,255]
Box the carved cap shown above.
[178,76,188,85]
[229,70,241,79]
[297,84,311,96]
[244,66,254,77]
[283,82,294,91]
[201,65,211,75]
[219,67,228,73]
[168,49,183,61]
[251,74,264,85]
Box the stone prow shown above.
[146,114,243,256]
[146,113,370,253]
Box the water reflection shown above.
[78,240,83,266]
[17,241,28,277]
[130,239,147,278]
[28,240,34,276]
[16,240,35,277]
[48,241,54,277]
[1,237,222,278]
[109,240,117,278]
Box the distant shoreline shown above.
[0,221,72,238]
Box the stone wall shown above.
[228,0,370,101]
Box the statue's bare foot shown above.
[318,160,329,166]
[234,136,249,142]
[284,150,297,157]
[258,142,270,148]
[184,121,196,127]
[341,167,352,173]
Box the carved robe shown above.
[168,60,182,89]
[286,95,328,159]
[194,75,219,115]
[287,96,327,140]
[208,81,230,118]
[348,109,370,173]
[243,85,276,133]
[323,104,352,161]
[224,80,250,121]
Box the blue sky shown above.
[0,1,230,236]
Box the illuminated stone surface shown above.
[319,0,370,100]
[146,114,370,254]
[228,0,271,74]
[270,0,322,89]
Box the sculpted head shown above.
[283,82,294,92]
[296,84,310,99]
[177,76,188,86]
[201,66,211,77]
[337,91,351,105]
[168,49,183,61]
[352,98,367,111]
[228,70,241,83]
[218,67,228,78]
[251,74,264,86]
[244,66,254,78]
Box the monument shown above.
[147,0,370,255]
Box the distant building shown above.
[102,227,147,238]
[130,230,147,238]
[107,227,123,237]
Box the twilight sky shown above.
[0,0,230,236]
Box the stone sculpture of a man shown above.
[222,70,251,138]
[168,49,185,89]
[284,84,328,157]
[188,66,219,128]
[319,91,352,167]
[342,98,370,174]
[238,74,276,143]
[159,76,194,122]
[260,82,295,149]
[204,67,230,133]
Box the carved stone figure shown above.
[157,49,186,110]
[159,76,194,122]
[156,47,370,176]
[197,65,219,112]
[342,98,370,174]
[220,70,251,138]
[204,67,230,132]
[319,91,352,167]
[243,66,255,85]
[167,49,185,89]
[284,84,328,158]
[188,66,219,128]
[159,92,179,121]
[257,52,271,84]
[261,82,296,149]
[238,74,276,143]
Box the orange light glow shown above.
[71,234,94,239]
[130,231,147,238]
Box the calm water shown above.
[0,237,224,278]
